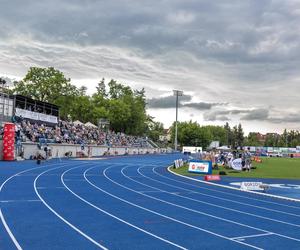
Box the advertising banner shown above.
[15,108,58,124]
[240,182,264,191]
[3,123,15,161]
[188,160,212,174]
[230,158,243,171]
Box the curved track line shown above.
[141,166,300,218]
[86,165,264,250]
[159,166,300,208]
[33,164,109,250]
[0,162,61,250]
[61,166,187,250]
[167,166,300,203]
[121,165,300,242]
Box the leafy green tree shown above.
[246,132,263,146]
[236,123,244,147]
[147,120,164,142]
[224,122,232,146]
[13,67,78,103]
[170,121,212,149]
[107,99,131,132]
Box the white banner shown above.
[240,182,264,191]
[230,158,243,171]
[188,161,210,173]
[15,108,58,123]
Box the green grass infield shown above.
[171,157,300,180]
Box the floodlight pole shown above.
[173,90,183,151]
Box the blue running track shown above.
[1,154,300,249]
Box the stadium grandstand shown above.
[0,84,163,161]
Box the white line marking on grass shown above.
[167,166,300,204]
[61,166,187,250]
[86,166,264,250]
[34,165,109,250]
[122,166,300,242]
[231,233,274,240]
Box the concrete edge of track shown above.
[167,166,300,203]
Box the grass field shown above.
[171,157,300,179]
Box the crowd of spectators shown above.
[16,119,151,148]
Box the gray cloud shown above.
[147,95,224,110]
[268,115,300,124]
[1,0,300,132]
[147,95,191,109]
[183,102,226,110]
[241,109,269,120]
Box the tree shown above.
[170,121,212,149]
[96,78,107,97]
[13,67,78,103]
[107,99,131,132]
[246,132,263,146]
[224,122,232,147]
[147,120,164,142]
[236,123,244,147]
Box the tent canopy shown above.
[85,122,97,128]
[73,120,83,125]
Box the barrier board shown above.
[240,182,264,191]
[188,160,212,174]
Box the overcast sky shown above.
[1,0,300,134]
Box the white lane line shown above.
[0,208,22,250]
[122,166,300,243]
[125,167,273,232]
[0,162,61,250]
[0,200,41,203]
[62,166,187,250]
[157,166,300,211]
[86,166,263,250]
[231,233,274,240]
[139,191,166,193]
[124,166,300,241]
[141,167,300,223]
[34,165,109,250]
[167,166,300,204]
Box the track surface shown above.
[1,154,300,249]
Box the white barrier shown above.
[0,139,172,160]
[9,142,169,160]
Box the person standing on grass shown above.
[245,147,252,172]
[241,149,246,171]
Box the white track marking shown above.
[61,167,187,250]
[231,233,274,240]
[167,166,300,203]
[85,166,264,250]
[120,166,300,242]
[141,166,300,219]
[0,162,61,250]
[34,165,109,250]
[0,208,22,250]
[0,200,41,203]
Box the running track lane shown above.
[0,154,300,249]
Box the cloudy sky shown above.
[1,0,300,134]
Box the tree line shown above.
[7,66,300,147]
[170,121,244,149]
[171,121,300,149]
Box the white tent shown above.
[73,120,83,125]
[85,122,97,128]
